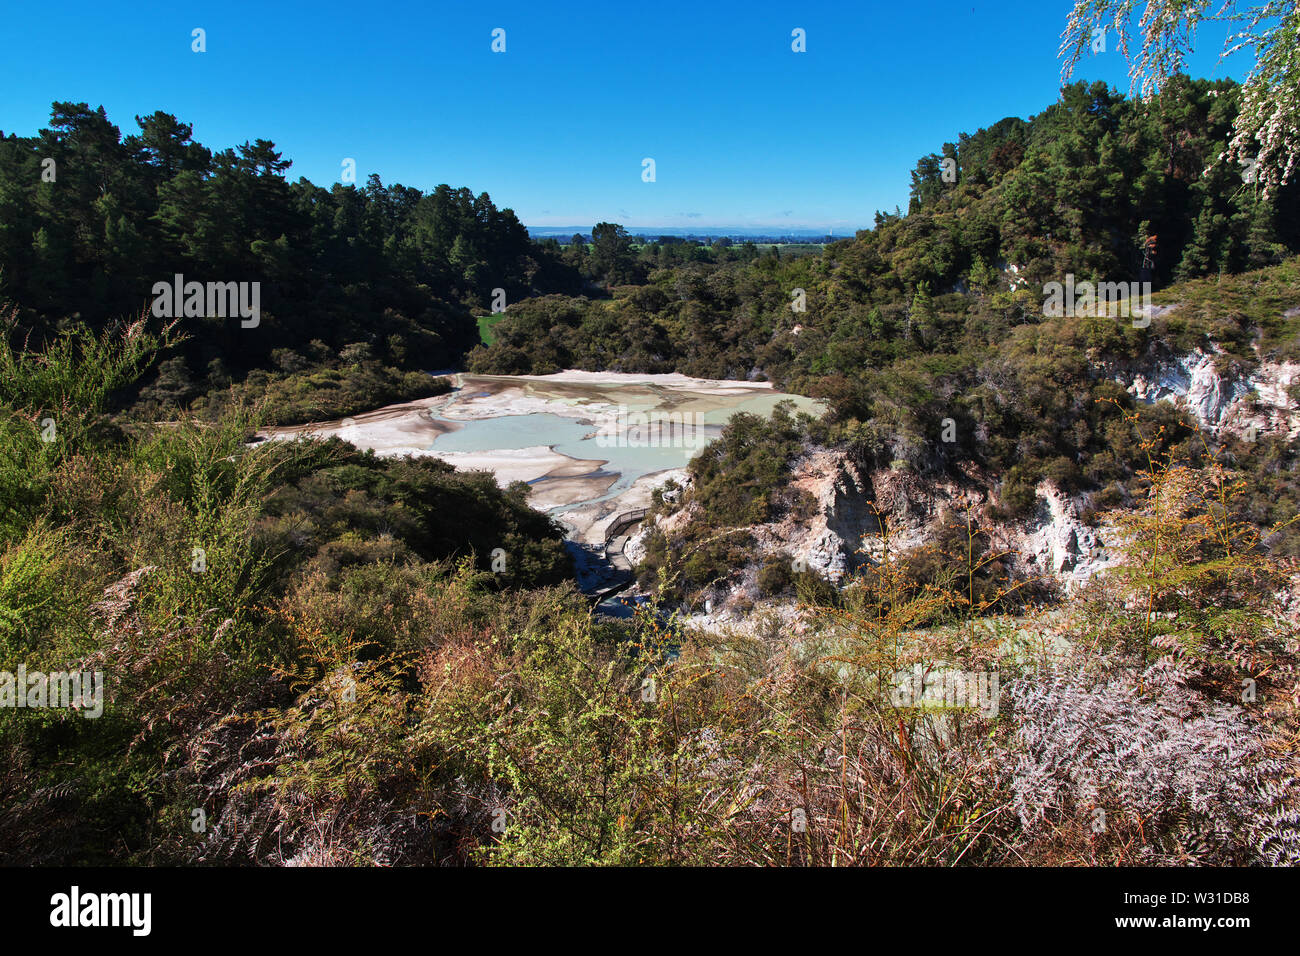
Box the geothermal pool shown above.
[264,370,824,545]
[429,410,696,511]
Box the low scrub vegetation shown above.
[2,318,1294,866]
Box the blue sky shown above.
[0,1,1251,232]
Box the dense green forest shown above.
[0,103,581,423]
[2,76,1299,865]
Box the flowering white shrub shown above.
[1060,1,1300,196]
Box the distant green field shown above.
[753,243,828,254]
[477,313,505,345]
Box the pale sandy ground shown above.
[263,395,459,454]
[260,371,806,542]
[521,369,777,393]
[526,472,619,511]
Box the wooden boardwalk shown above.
[584,508,650,605]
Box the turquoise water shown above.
[427,386,823,515]
[430,412,716,512]
[431,413,596,454]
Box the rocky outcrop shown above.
[625,445,1132,620]
[1010,482,1120,593]
[1125,348,1250,428]
[623,475,694,567]
[623,523,652,567]
[782,451,879,580]
[761,450,949,583]
[1113,343,1298,440]
[766,455,1120,597]
[1221,359,1300,441]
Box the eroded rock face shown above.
[1125,348,1250,429]
[1011,482,1120,593]
[745,451,962,584]
[1117,341,1298,441]
[783,450,880,582]
[1223,360,1300,441]
[801,528,850,581]
[632,446,1129,618]
[766,452,1119,595]
[623,475,695,567]
[623,527,650,568]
